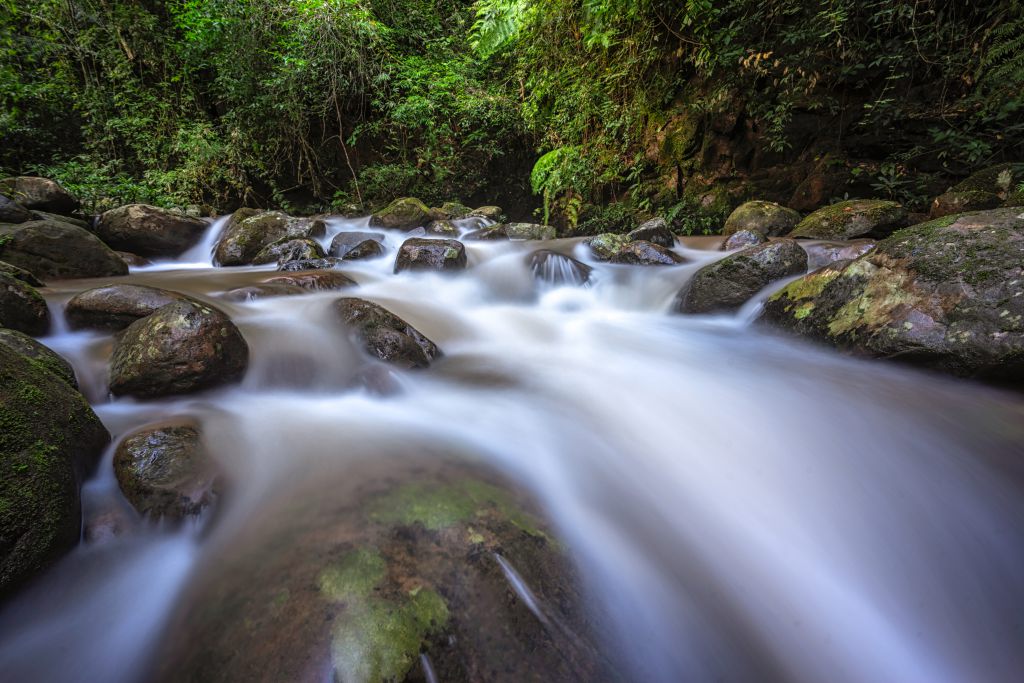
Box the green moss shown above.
[791,199,905,239]
[587,233,632,260]
[827,266,918,337]
[769,267,841,304]
[319,548,387,601]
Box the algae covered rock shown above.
[0,272,50,335]
[505,223,556,241]
[394,238,467,274]
[252,238,325,266]
[65,284,193,331]
[788,199,907,239]
[0,219,128,280]
[94,204,207,256]
[722,229,767,251]
[761,208,1024,382]
[0,177,79,215]
[527,249,592,286]
[0,329,76,388]
[425,219,459,236]
[0,344,109,597]
[585,233,632,261]
[930,163,1024,219]
[214,210,322,266]
[724,200,801,237]
[370,197,431,231]
[333,297,441,369]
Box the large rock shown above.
[0,219,128,280]
[252,238,325,266]
[627,217,675,247]
[527,250,592,286]
[329,231,385,258]
[0,329,76,388]
[788,199,908,240]
[610,241,683,266]
[761,208,1024,381]
[341,239,385,261]
[65,284,192,331]
[113,422,220,520]
[505,223,556,241]
[678,239,808,313]
[0,344,109,597]
[94,204,207,256]
[333,297,441,369]
[214,210,323,266]
[369,197,431,231]
[585,233,632,261]
[109,301,249,398]
[930,163,1024,218]
[0,195,33,224]
[724,200,801,237]
[394,238,467,274]
[0,273,50,335]
[0,177,78,215]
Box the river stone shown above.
[627,217,675,247]
[214,210,322,266]
[0,177,79,215]
[94,204,207,256]
[469,205,504,220]
[462,224,508,241]
[425,220,459,236]
[435,201,472,219]
[114,422,220,520]
[0,219,128,280]
[0,273,50,335]
[115,251,151,267]
[277,257,341,272]
[788,199,908,239]
[761,208,1024,381]
[803,239,876,270]
[527,250,592,286]
[722,229,767,250]
[109,300,249,398]
[369,197,431,231]
[610,240,683,265]
[679,239,808,314]
[586,233,633,261]
[222,284,308,301]
[0,195,33,224]
[329,231,385,257]
[505,223,556,241]
[263,271,357,291]
[0,329,76,388]
[394,238,467,274]
[724,200,801,237]
[343,240,385,261]
[0,261,42,287]
[333,297,441,368]
[65,284,193,331]
[0,344,109,598]
[252,238,325,266]
[930,163,1024,218]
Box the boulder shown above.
[0,219,127,280]
[469,205,504,220]
[610,241,683,266]
[724,200,801,237]
[585,233,632,261]
[0,344,109,597]
[340,239,385,261]
[94,204,207,256]
[65,284,192,331]
[0,195,32,224]
[369,197,431,231]
[329,231,385,258]
[0,261,42,287]
[113,422,220,520]
[435,201,473,219]
[0,329,76,388]
[803,239,876,270]
[277,257,341,272]
[263,271,357,291]
[788,199,908,240]
[505,223,556,241]
[333,297,441,369]
[109,300,249,398]
[30,211,90,230]
[462,224,508,241]
[252,238,325,266]
[678,239,808,314]
[527,250,592,286]
[930,163,1024,218]
[214,210,323,266]
[394,238,467,274]
[722,229,767,251]
[627,217,675,247]
[0,273,50,335]
[760,208,1024,382]
[0,176,78,215]
[425,220,459,236]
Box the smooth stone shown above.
[65,284,193,331]
[332,297,441,368]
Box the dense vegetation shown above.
[2,0,1023,230]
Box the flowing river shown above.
[1,216,1022,682]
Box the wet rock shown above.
[369,197,431,231]
[930,163,1024,218]
[394,238,467,274]
[277,257,341,272]
[0,219,128,280]
[341,239,385,261]
[425,219,459,236]
[0,344,109,598]
[252,238,325,266]
[611,240,683,266]
[435,201,472,219]
[722,229,767,251]
[109,300,249,398]
[31,211,90,230]
[214,210,323,266]
[679,239,808,314]
[0,261,42,287]
[0,329,76,388]
[505,222,556,241]
[803,239,876,270]
[0,176,79,215]
[65,284,192,331]
[222,284,308,301]
[329,231,385,258]
[527,249,593,286]
[462,224,508,241]
[114,422,220,520]
[585,233,632,261]
[94,204,207,256]
[0,195,33,224]
[788,199,908,239]
[761,208,1024,382]
[469,205,504,220]
[263,271,357,291]
[115,251,150,268]
[0,272,50,335]
[627,217,676,247]
[724,200,801,237]
[333,297,441,368]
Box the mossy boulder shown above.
[724,200,801,237]
[0,195,32,224]
[505,223,556,241]
[214,210,323,266]
[930,163,1024,219]
[0,272,50,335]
[65,284,193,331]
[369,197,431,231]
[435,201,473,219]
[760,208,1024,382]
[94,204,207,257]
[329,231,385,258]
[722,229,767,251]
[424,219,459,236]
[585,233,633,261]
[0,344,109,598]
[0,219,128,280]
[0,329,76,388]
[113,422,220,521]
[527,249,592,287]
[109,300,249,398]
[678,239,808,314]
[333,297,441,369]
[610,240,683,266]
[468,205,504,221]
[262,271,357,291]
[0,177,79,215]
[394,238,467,274]
[627,217,676,247]
[788,199,908,239]
[252,238,325,266]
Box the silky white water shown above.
[1,222,1022,682]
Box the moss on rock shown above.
[789,199,907,239]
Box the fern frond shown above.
[470,0,530,58]
[979,14,1024,92]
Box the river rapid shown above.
[1,216,1022,682]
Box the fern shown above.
[979,11,1024,94]
[471,0,530,58]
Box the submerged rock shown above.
[394,238,467,274]
[610,240,683,266]
[930,163,1024,218]
[627,217,675,247]
[263,271,357,291]
[252,238,325,266]
[0,344,109,598]
[329,231,385,258]
[527,249,592,286]
[678,239,808,314]
[370,197,431,231]
[0,176,79,215]
[333,297,441,368]
[0,219,128,280]
[585,233,632,261]
[724,200,801,237]
[0,194,33,224]
[94,204,207,256]
[0,272,50,335]
[761,208,1024,382]
[109,300,249,398]
[788,199,907,240]
[0,329,76,388]
[65,284,193,331]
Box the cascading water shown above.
[1,219,1022,682]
